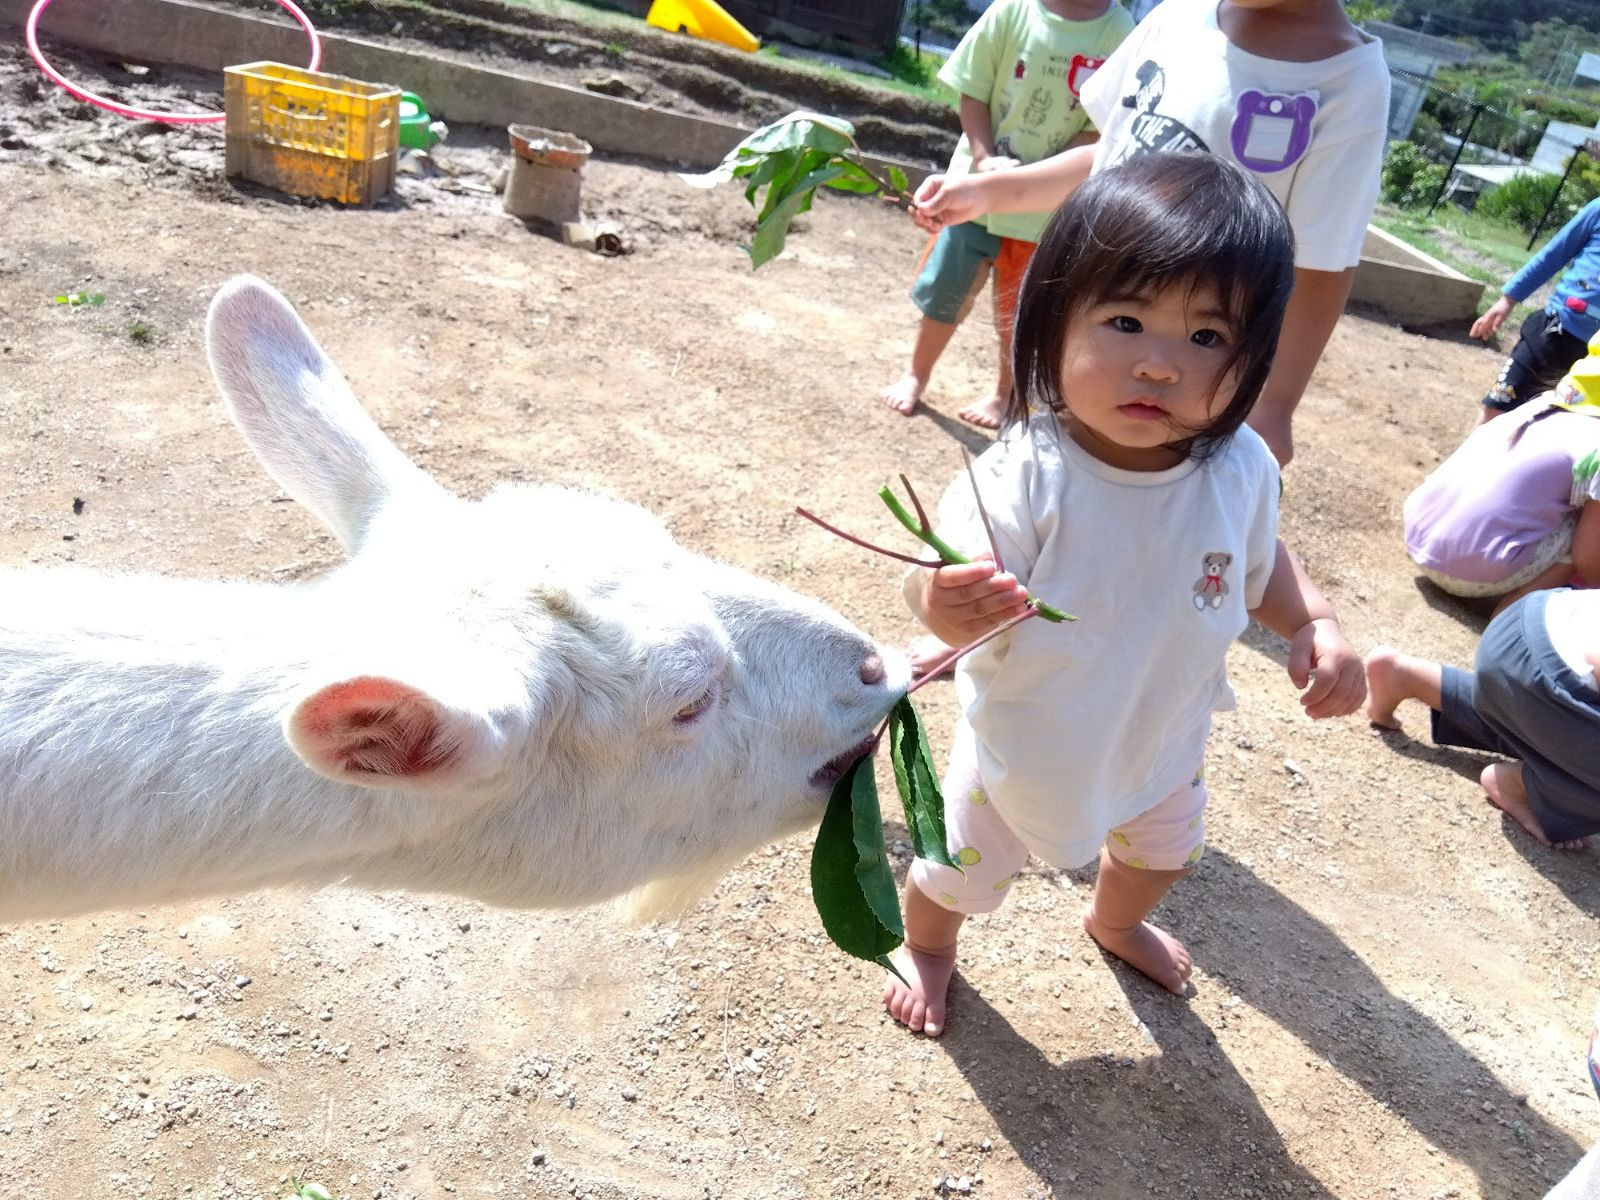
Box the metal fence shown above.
[1387,62,1594,247]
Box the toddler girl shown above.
[886,151,1366,1037]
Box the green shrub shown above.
[1477,170,1573,234]
[1381,141,1448,208]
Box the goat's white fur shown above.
[0,276,903,923]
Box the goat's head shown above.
[205,276,905,910]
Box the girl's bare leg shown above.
[883,882,965,1037]
[1082,850,1193,994]
[1364,646,1444,729]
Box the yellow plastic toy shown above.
[1553,330,1600,412]
[646,0,759,53]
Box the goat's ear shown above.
[204,275,450,553]
[285,676,502,790]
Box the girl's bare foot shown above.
[880,374,925,417]
[1481,762,1590,850]
[908,634,957,682]
[1363,646,1408,729]
[883,939,958,1036]
[957,393,1005,430]
[1082,909,1193,995]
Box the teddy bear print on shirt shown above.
[1191,551,1232,611]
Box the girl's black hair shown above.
[1007,151,1297,459]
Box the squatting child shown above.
[884,152,1366,1037]
[1365,588,1599,853]
[1404,334,1600,612]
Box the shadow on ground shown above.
[936,848,1581,1198]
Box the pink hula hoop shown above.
[26,0,321,124]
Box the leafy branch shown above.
[801,465,1076,974]
[797,463,1075,624]
[680,112,913,268]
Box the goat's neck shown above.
[0,569,445,920]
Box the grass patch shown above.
[1373,205,1533,280]
[875,43,951,97]
[1371,202,1561,323]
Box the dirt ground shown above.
[1,36,1598,1200]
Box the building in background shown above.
[1368,19,1477,142]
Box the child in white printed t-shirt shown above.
[882,152,1366,1038]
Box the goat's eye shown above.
[673,684,718,725]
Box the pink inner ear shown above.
[293,676,460,780]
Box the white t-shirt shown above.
[1544,589,1600,685]
[914,416,1280,868]
[1078,0,1390,271]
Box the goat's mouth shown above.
[808,737,877,791]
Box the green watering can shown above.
[399,92,447,150]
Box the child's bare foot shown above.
[1481,762,1590,850]
[1363,646,1408,729]
[883,939,958,1036]
[880,374,925,417]
[957,392,1005,430]
[908,634,957,682]
[1082,909,1193,995]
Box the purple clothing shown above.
[1404,405,1600,585]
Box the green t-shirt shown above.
[939,0,1134,242]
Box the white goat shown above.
[0,276,904,923]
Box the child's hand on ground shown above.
[920,555,1031,646]
[1286,617,1366,718]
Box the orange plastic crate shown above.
[223,62,400,206]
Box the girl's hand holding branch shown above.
[917,554,1031,647]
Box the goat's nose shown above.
[859,653,886,686]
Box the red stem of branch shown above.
[899,473,932,534]
[904,606,1039,700]
[795,507,943,568]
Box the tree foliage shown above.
[904,0,977,44]
[1520,18,1600,79]
[1381,140,1449,207]
[1385,0,1600,57]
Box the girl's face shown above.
[1054,284,1239,471]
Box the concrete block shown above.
[1351,224,1487,326]
[3,0,926,182]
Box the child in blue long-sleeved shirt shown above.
[1471,197,1600,423]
